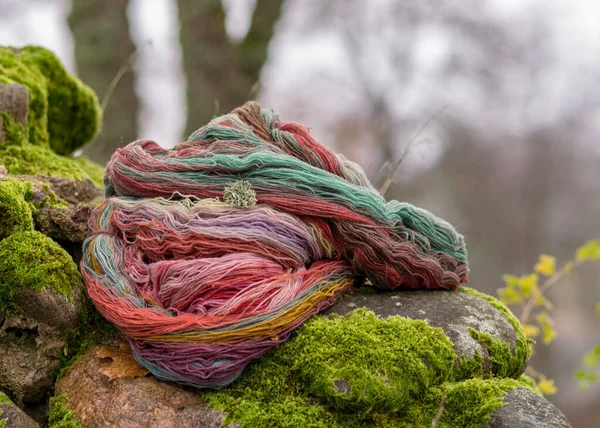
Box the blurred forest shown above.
[1,0,599,425]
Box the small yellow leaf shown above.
[533,294,546,308]
[564,262,574,274]
[538,375,557,395]
[536,311,550,324]
[518,273,539,298]
[502,275,520,288]
[534,254,556,276]
[595,302,600,315]
[498,287,522,305]
[542,326,557,344]
[536,311,557,344]
[582,345,600,368]
[523,324,540,338]
[575,240,600,261]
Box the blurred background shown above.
[1,0,599,425]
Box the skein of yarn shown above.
[81,102,469,388]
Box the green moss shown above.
[449,352,484,382]
[0,113,27,145]
[206,310,452,427]
[205,308,535,427]
[0,49,48,147]
[0,178,34,239]
[0,230,81,311]
[0,393,12,428]
[459,287,531,379]
[48,394,82,428]
[0,45,101,154]
[36,182,69,209]
[0,143,104,187]
[438,378,531,428]
[286,310,455,416]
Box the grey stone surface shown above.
[323,289,520,377]
[0,82,28,143]
[484,388,571,428]
[0,395,39,428]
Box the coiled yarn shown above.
[81,102,468,387]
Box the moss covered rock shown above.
[322,287,531,382]
[273,310,455,418]
[0,230,83,406]
[0,136,104,187]
[0,46,104,186]
[481,387,571,428]
[0,178,34,240]
[204,309,535,427]
[53,298,571,427]
[0,230,81,312]
[0,46,101,154]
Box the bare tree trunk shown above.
[69,0,138,165]
[177,0,283,137]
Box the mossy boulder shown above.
[481,387,571,428]
[322,287,531,382]
[0,144,104,187]
[1,174,104,245]
[0,46,101,154]
[0,46,105,186]
[0,231,81,313]
[0,172,101,418]
[268,310,455,419]
[0,230,83,405]
[203,308,536,427]
[0,178,34,240]
[53,297,570,427]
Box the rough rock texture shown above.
[55,346,239,428]
[323,288,524,378]
[0,173,102,245]
[39,175,103,205]
[26,174,103,243]
[483,388,571,428]
[0,392,39,428]
[0,284,81,405]
[11,285,81,331]
[0,82,28,143]
[52,292,571,428]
